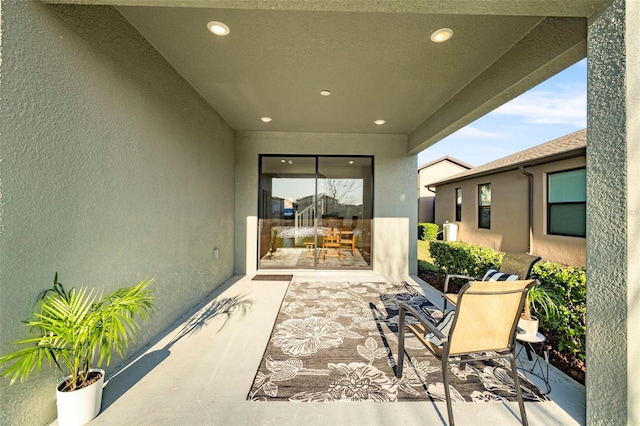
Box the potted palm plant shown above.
[518,279,561,336]
[0,273,155,426]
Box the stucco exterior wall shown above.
[586,0,633,424]
[0,3,235,425]
[435,170,530,254]
[626,1,640,424]
[418,160,468,223]
[235,131,417,277]
[434,156,587,267]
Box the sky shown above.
[417,59,587,168]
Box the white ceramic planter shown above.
[518,316,539,337]
[56,369,104,426]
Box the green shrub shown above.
[418,223,439,241]
[531,262,586,360]
[429,241,501,277]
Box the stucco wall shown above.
[586,0,632,424]
[626,1,640,424]
[434,156,587,266]
[0,2,235,425]
[235,131,417,277]
[435,170,530,253]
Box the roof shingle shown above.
[430,129,586,186]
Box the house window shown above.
[455,188,462,221]
[548,168,586,237]
[478,183,491,229]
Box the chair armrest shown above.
[399,302,447,342]
[443,274,479,293]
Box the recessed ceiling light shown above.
[320,90,331,96]
[280,159,286,163]
[349,160,355,165]
[261,117,272,123]
[207,21,230,36]
[374,119,386,125]
[431,28,453,43]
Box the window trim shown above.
[547,167,586,238]
[478,183,491,229]
[455,187,462,222]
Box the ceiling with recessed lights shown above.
[43,0,608,153]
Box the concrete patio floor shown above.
[72,272,585,426]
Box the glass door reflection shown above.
[259,156,317,269]
[317,156,372,268]
[258,155,372,270]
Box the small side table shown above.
[515,332,551,394]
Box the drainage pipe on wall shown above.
[519,167,534,255]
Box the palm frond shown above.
[0,275,155,390]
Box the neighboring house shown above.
[418,156,472,223]
[432,129,586,267]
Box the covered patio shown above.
[77,273,585,425]
[1,1,636,425]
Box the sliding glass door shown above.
[258,155,372,269]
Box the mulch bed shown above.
[418,268,585,385]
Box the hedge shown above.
[530,262,586,359]
[418,223,440,241]
[428,240,586,360]
[429,241,501,278]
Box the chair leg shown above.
[396,306,405,378]
[443,358,455,426]
[459,355,468,372]
[442,295,449,315]
[508,352,529,426]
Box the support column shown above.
[586,0,639,423]
[626,1,640,423]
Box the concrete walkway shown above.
[74,272,584,426]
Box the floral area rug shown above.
[248,280,548,403]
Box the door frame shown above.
[257,154,374,270]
